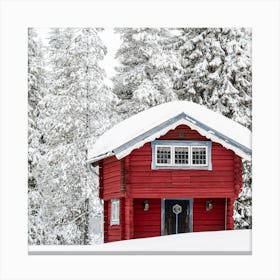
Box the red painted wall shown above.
[133,199,161,239]
[102,156,124,200]
[105,198,125,242]
[101,124,242,242]
[193,198,226,232]
[127,125,239,199]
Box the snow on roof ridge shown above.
[88,101,252,163]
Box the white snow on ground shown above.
[29,229,251,253]
[88,101,252,163]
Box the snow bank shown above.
[88,101,252,163]
[29,229,251,254]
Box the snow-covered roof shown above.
[87,101,252,164]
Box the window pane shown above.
[111,199,120,225]
[156,146,171,164]
[174,146,189,165]
[112,203,117,220]
[192,147,207,165]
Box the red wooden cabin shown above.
[88,101,251,243]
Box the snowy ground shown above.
[29,229,251,254]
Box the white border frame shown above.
[156,145,209,168]
[153,141,211,169]
[1,0,280,280]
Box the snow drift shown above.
[29,229,251,254]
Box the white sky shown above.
[36,28,121,87]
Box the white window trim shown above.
[190,146,208,167]
[152,140,212,170]
[155,145,172,166]
[110,199,120,226]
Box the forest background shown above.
[28,27,252,245]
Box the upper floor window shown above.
[191,146,207,166]
[174,146,189,165]
[152,140,212,170]
[156,146,172,165]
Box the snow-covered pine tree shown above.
[28,28,46,244]
[173,28,252,228]
[34,28,115,244]
[113,28,252,229]
[113,28,181,116]
[234,160,252,228]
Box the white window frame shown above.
[190,146,208,167]
[173,145,190,166]
[152,140,212,170]
[155,145,172,166]
[110,198,120,225]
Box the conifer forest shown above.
[28,28,252,245]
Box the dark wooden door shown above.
[164,199,191,235]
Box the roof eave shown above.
[87,113,252,165]
[112,113,252,160]
[87,151,114,166]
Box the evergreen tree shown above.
[174,28,252,128]
[28,28,46,244]
[34,28,115,244]
[173,28,252,228]
[234,160,252,228]
[113,28,252,229]
[113,28,181,116]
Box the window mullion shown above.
[172,146,174,166]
